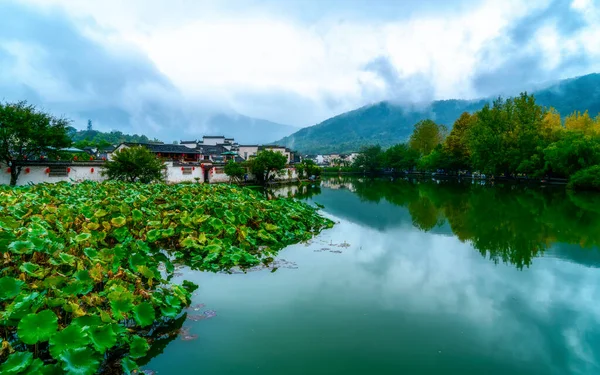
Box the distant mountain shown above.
[277,73,600,154]
[203,113,297,145]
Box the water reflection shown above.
[314,177,600,269]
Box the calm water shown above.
[144,177,600,375]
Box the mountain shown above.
[276,73,600,154]
[202,113,297,144]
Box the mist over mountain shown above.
[276,73,600,154]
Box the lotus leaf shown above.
[17,310,58,344]
[121,357,139,374]
[74,233,91,243]
[88,324,117,353]
[133,302,156,327]
[111,216,127,227]
[94,209,108,218]
[0,351,33,374]
[59,348,100,375]
[129,335,150,359]
[19,262,44,278]
[0,277,24,301]
[49,324,89,359]
[7,240,34,254]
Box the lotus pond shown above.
[0,182,332,374]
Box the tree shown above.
[409,119,447,156]
[224,160,246,183]
[246,150,287,185]
[87,119,93,131]
[0,101,72,185]
[382,143,419,171]
[543,131,600,177]
[353,145,383,174]
[443,112,476,171]
[102,146,165,183]
[297,159,321,179]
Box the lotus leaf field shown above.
[0,181,333,374]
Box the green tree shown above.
[297,159,321,179]
[409,119,447,156]
[0,101,72,185]
[353,145,383,174]
[246,150,287,185]
[543,131,600,177]
[87,119,93,131]
[102,146,165,183]
[224,160,246,183]
[382,143,419,171]
[443,112,476,170]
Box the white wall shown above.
[0,164,107,186]
[165,162,205,183]
[237,146,259,160]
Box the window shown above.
[244,152,248,159]
[182,167,193,175]
[48,166,68,177]
[203,155,210,160]
[214,167,225,174]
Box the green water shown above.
[144,177,600,375]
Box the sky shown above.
[1,0,599,140]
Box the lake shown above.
[143,177,600,375]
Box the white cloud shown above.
[11,0,600,127]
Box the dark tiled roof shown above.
[198,144,228,155]
[180,140,197,144]
[120,142,199,154]
[203,135,225,138]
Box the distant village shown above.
[91,135,360,168]
[1,134,361,186]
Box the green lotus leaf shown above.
[83,247,98,259]
[132,209,143,221]
[25,358,46,374]
[72,315,103,329]
[62,280,93,296]
[162,227,175,237]
[112,226,131,241]
[0,277,24,301]
[0,351,33,374]
[43,275,67,288]
[121,357,139,374]
[224,209,236,223]
[94,209,108,218]
[160,304,179,318]
[146,229,160,242]
[49,324,89,359]
[88,324,117,353]
[73,270,92,282]
[129,335,150,359]
[17,310,58,344]
[109,291,134,319]
[128,253,146,271]
[8,240,34,254]
[46,297,66,308]
[111,216,127,227]
[59,348,100,375]
[74,233,92,243]
[192,214,210,225]
[133,302,156,328]
[265,223,279,232]
[137,265,155,280]
[87,222,100,230]
[19,262,44,278]
[57,252,77,265]
[39,363,64,375]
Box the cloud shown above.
[3,0,600,136]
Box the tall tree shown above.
[443,112,476,170]
[224,160,246,183]
[409,119,447,156]
[353,145,383,174]
[87,119,93,131]
[246,150,287,185]
[0,101,72,185]
[383,143,419,171]
[102,146,165,183]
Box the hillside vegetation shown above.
[277,73,600,154]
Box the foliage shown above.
[567,166,600,191]
[0,101,72,185]
[246,150,287,185]
[0,181,332,373]
[443,112,476,170]
[296,159,321,179]
[382,143,420,171]
[224,160,246,183]
[353,145,383,174]
[409,119,447,156]
[543,131,600,177]
[102,146,165,183]
[321,166,361,174]
[69,128,160,150]
[275,73,600,155]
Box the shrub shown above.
[567,165,600,191]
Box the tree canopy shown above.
[102,146,165,183]
[0,101,72,185]
[224,160,246,183]
[246,150,287,185]
[408,119,447,156]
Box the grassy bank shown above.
[0,182,332,374]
